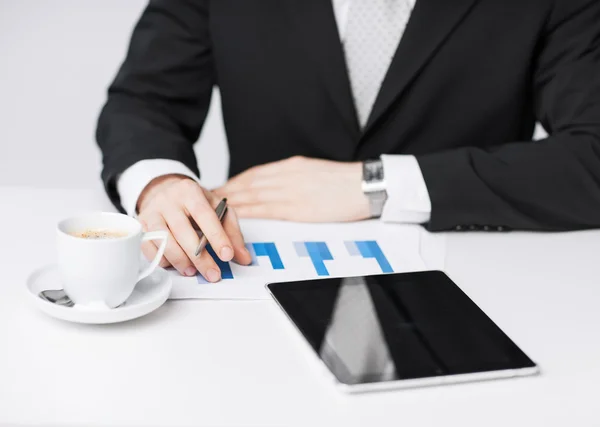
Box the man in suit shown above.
[97,0,600,282]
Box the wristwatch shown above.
[362,158,388,218]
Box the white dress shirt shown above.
[117,0,432,223]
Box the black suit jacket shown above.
[97,0,600,231]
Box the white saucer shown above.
[26,265,172,324]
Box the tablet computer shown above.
[266,271,539,393]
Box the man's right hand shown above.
[137,175,252,282]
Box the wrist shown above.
[348,162,371,220]
[137,174,192,213]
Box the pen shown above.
[194,198,228,257]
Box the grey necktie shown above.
[343,0,412,128]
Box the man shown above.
[97,0,600,283]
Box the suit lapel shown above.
[363,0,480,136]
[287,0,360,140]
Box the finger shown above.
[222,188,284,208]
[184,190,234,263]
[212,187,226,198]
[246,156,305,176]
[182,187,227,282]
[222,207,252,265]
[219,169,257,193]
[141,240,161,267]
[235,203,290,220]
[162,206,218,271]
[140,218,170,268]
[222,159,295,193]
[146,215,196,276]
[195,245,223,283]
[219,173,270,195]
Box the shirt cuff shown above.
[117,159,200,216]
[380,154,432,224]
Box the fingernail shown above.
[184,267,197,277]
[207,268,221,282]
[220,246,234,261]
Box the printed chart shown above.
[168,220,426,300]
[196,240,393,284]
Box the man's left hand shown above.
[214,156,371,222]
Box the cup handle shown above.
[137,230,169,282]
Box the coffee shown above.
[69,229,128,240]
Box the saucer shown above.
[26,265,172,324]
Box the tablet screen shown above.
[268,271,536,386]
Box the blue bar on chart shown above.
[344,240,394,273]
[246,242,285,270]
[196,244,234,284]
[197,242,285,284]
[294,241,333,276]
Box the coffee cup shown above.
[57,212,168,309]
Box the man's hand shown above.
[137,175,252,282]
[214,156,371,222]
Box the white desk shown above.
[1,186,598,427]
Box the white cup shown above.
[57,212,168,309]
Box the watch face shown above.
[364,160,384,182]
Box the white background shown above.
[0,0,229,190]
[0,0,547,192]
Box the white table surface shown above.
[1,185,598,427]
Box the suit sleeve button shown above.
[455,225,462,231]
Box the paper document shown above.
[168,219,428,300]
